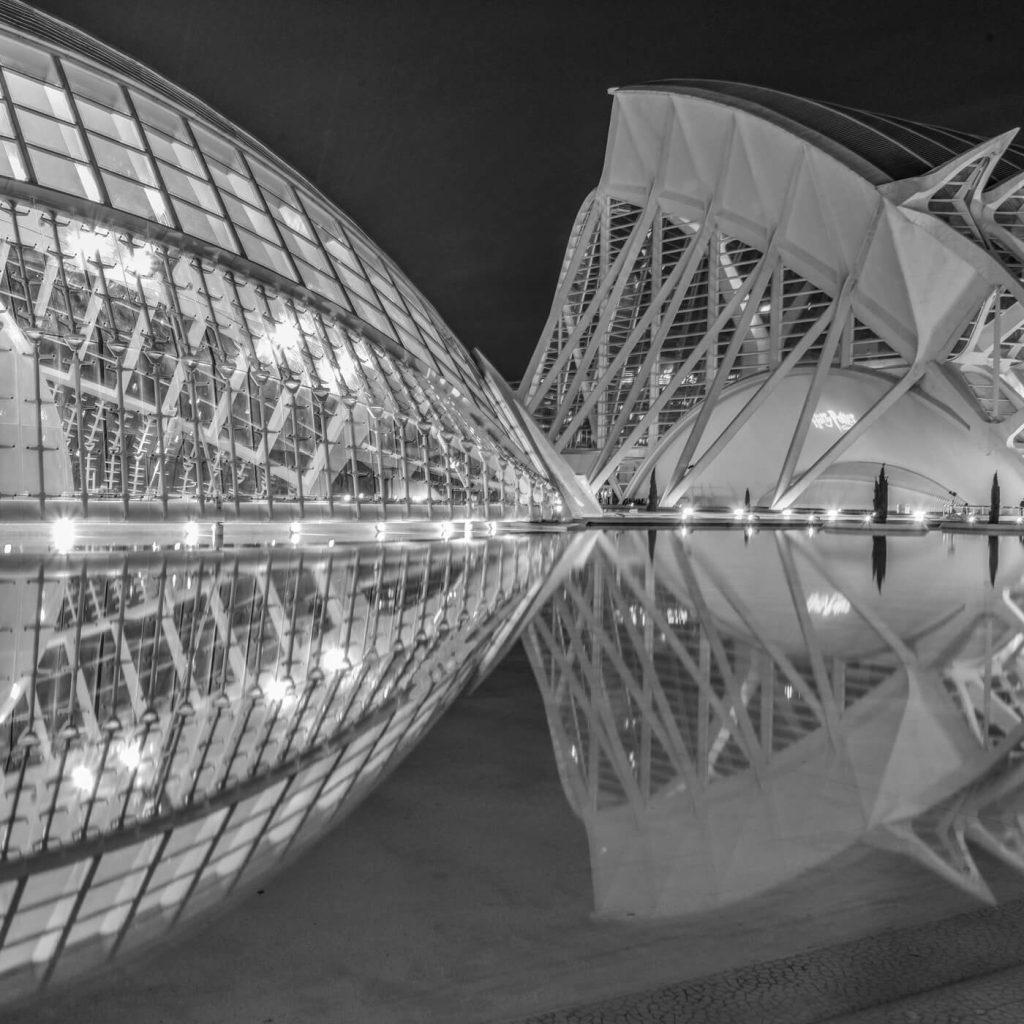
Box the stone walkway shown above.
[508,896,1024,1023]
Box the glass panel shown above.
[130,89,187,140]
[221,191,276,240]
[61,60,130,111]
[191,122,246,172]
[28,147,101,200]
[247,156,290,202]
[235,226,296,279]
[90,135,157,185]
[0,138,27,179]
[159,162,219,212]
[102,171,173,224]
[146,129,204,178]
[0,104,14,139]
[171,198,238,251]
[4,70,72,120]
[0,35,58,82]
[208,160,260,207]
[16,108,87,161]
[77,98,143,148]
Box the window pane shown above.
[61,60,129,111]
[221,191,275,239]
[191,122,245,172]
[247,156,290,202]
[28,147,100,200]
[130,90,187,140]
[16,108,87,160]
[208,160,259,206]
[0,36,58,82]
[77,98,142,148]
[235,226,296,279]
[90,135,157,185]
[0,104,14,138]
[0,138,26,179]
[102,171,173,224]
[145,128,203,177]
[159,162,219,212]
[172,198,238,251]
[4,70,72,120]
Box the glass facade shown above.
[0,13,559,521]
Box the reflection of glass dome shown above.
[0,2,560,522]
[0,534,568,1004]
[525,530,1024,918]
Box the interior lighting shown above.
[117,741,142,772]
[321,647,349,672]
[183,521,200,547]
[52,518,76,553]
[71,764,95,793]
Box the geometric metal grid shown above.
[0,533,567,1000]
[520,85,1024,507]
[525,530,1024,914]
[0,5,560,521]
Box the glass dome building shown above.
[0,0,565,525]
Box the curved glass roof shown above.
[630,80,1024,188]
[0,0,483,398]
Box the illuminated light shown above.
[487,521,497,537]
[680,506,694,520]
[328,538,336,548]
[912,509,927,524]
[806,514,816,524]
[781,509,792,519]
[10,682,21,701]
[117,742,142,772]
[268,320,302,352]
[463,521,473,538]
[758,301,771,314]
[744,526,753,539]
[183,521,200,547]
[2,543,9,554]
[341,494,352,503]
[806,592,851,617]
[322,647,349,672]
[69,225,116,262]
[733,507,745,519]
[121,242,156,278]
[968,514,977,524]
[784,684,794,700]
[864,514,872,524]
[52,518,76,554]
[680,526,688,537]
[746,513,754,523]
[289,522,302,545]
[811,409,857,431]
[439,522,454,540]
[71,764,95,793]
[263,677,293,704]
[807,527,816,538]
[1017,516,1023,525]
[827,508,839,521]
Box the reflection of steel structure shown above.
[0,534,565,1000]
[525,530,1024,916]
[521,81,1024,508]
[0,3,561,521]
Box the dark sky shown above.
[27,0,1024,380]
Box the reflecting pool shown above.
[5,526,1024,1020]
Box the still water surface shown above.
[2,527,1023,1012]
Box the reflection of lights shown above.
[117,742,142,772]
[744,526,753,539]
[264,677,294,704]
[289,522,302,545]
[807,527,816,538]
[121,242,156,278]
[681,506,694,520]
[69,225,116,261]
[322,647,349,672]
[864,514,872,524]
[806,592,851,617]
[913,509,927,524]
[71,764,95,793]
[680,525,688,537]
[52,518,76,553]
[784,684,794,700]
[2,543,10,554]
[440,522,454,540]
[183,521,200,547]
[733,507,745,519]
[341,494,352,503]
[781,509,792,519]
[827,508,839,522]
[968,514,977,524]
[269,321,302,352]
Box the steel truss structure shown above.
[524,530,1024,916]
[0,534,566,1000]
[0,2,562,523]
[521,82,1024,509]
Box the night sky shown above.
[27,0,1024,380]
